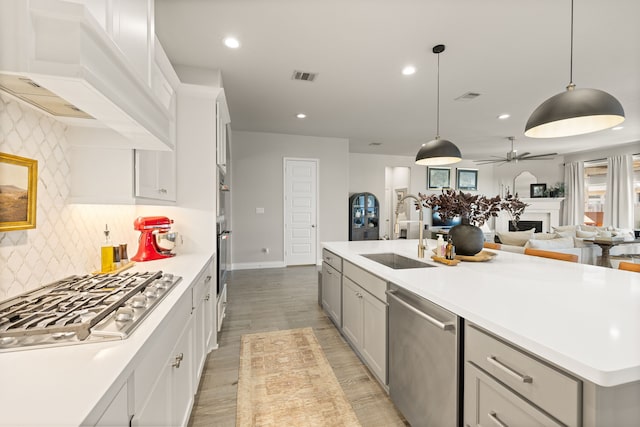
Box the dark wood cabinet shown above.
[349,193,379,240]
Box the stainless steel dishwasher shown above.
[387,284,462,427]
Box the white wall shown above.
[491,158,565,198]
[231,131,349,268]
[563,141,639,163]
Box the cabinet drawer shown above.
[343,261,387,301]
[466,324,580,427]
[322,249,342,272]
[465,362,563,427]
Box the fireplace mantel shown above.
[496,198,564,233]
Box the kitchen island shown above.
[0,253,213,427]
[323,239,640,426]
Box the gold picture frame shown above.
[0,152,38,231]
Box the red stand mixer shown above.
[131,216,177,262]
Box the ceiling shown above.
[155,0,640,160]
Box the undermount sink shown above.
[360,253,435,269]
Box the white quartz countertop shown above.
[323,239,640,387]
[0,253,213,427]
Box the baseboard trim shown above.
[232,261,287,270]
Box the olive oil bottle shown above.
[101,224,114,273]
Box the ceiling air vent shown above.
[292,70,317,82]
[455,92,481,101]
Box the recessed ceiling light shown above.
[296,113,307,119]
[223,37,240,49]
[497,113,510,120]
[612,126,624,130]
[402,66,416,76]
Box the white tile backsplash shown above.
[0,93,138,301]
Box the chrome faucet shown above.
[394,194,426,258]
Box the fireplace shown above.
[495,198,564,233]
[509,220,543,232]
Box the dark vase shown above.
[449,220,484,256]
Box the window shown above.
[583,155,640,228]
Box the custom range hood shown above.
[0,0,175,150]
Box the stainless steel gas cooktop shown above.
[0,271,181,352]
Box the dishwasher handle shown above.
[386,290,455,331]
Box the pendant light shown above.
[415,44,462,166]
[524,0,624,138]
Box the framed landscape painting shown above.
[0,152,38,232]
[456,168,478,191]
[427,167,451,189]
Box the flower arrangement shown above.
[500,192,529,230]
[418,189,528,227]
[544,182,565,198]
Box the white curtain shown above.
[563,161,584,225]
[604,155,634,229]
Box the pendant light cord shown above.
[436,50,440,138]
[569,0,575,87]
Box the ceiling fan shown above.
[474,137,557,165]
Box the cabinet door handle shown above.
[172,353,184,368]
[158,188,168,194]
[205,293,210,301]
[326,269,332,275]
[205,275,212,283]
[486,356,533,383]
[488,411,509,427]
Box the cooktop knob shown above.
[115,307,134,322]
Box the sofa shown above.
[494,225,639,265]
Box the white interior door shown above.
[284,158,318,265]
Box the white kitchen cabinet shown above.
[111,0,152,83]
[134,319,193,427]
[135,149,176,202]
[216,93,230,175]
[322,266,341,326]
[133,38,178,203]
[94,382,131,427]
[192,259,215,384]
[170,321,194,427]
[341,277,363,348]
[132,280,195,427]
[361,287,387,381]
[84,0,152,83]
[216,282,227,334]
[341,273,387,385]
[204,274,216,351]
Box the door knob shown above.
[311,224,316,228]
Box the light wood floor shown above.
[188,266,406,427]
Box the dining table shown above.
[583,238,640,267]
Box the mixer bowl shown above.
[156,232,181,252]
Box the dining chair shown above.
[619,262,640,272]
[524,248,578,263]
[483,242,502,250]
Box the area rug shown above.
[236,327,361,426]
